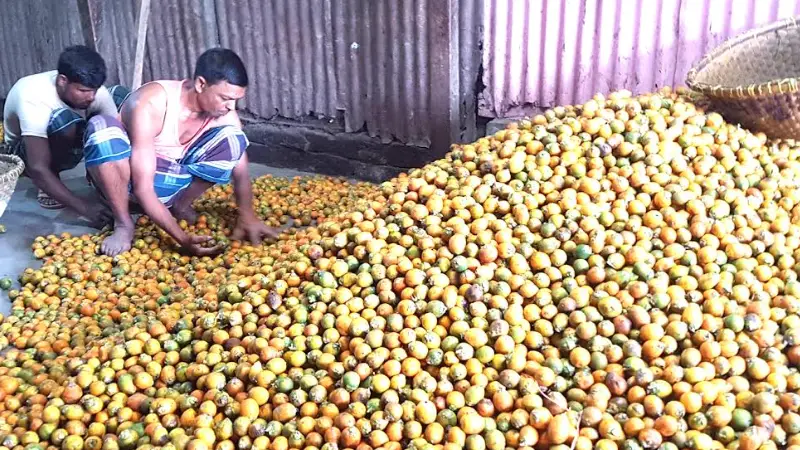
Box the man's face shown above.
[195,78,246,118]
[56,74,98,110]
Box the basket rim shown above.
[0,153,25,184]
[686,15,800,100]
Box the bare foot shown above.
[101,223,135,257]
[172,203,199,225]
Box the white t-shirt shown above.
[2,70,117,144]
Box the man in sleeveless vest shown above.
[3,45,129,219]
[83,47,279,256]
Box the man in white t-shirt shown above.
[2,45,130,223]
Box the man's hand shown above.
[181,234,225,256]
[127,83,198,251]
[229,154,280,245]
[79,201,113,229]
[24,136,95,219]
[231,215,280,244]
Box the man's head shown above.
[193,48,248,118]
[55,45,107,110]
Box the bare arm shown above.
[231,148,257,216]
[226,114,279,243]
[226,112,258,218]
[124,86,191,246]
[23,136,91,215]
[229,153,280,243]
[124,85,221,255]
[90,86,119,117]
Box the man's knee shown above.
[47,108,86,151]
[215,125,247,139]
[182,126,249,184]
[210,126,249,161]
[47,123,84,158]
[48,121,82,144]
[184,126,249,167]
[86,114,125,135]
[108,85,132,111]
[84,115,131,168]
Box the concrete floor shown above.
[0,163,315,315]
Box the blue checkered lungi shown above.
[4,84,131,174]
[83,114,249,206]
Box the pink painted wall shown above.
[479,0,800,118]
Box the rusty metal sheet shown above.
[218,0,470,150]
[457,0,483,144]
[333,0,436,147]
[89,0,142,87]
[0,0,480,152]
[216,0,338,120]
[146,0,219,81]
[82,0,216,88]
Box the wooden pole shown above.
[76,0,99,51]
[131,0,151,90]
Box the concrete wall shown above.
[243,119,439,183]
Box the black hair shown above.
[57,45,107,89]
[193,47,248,87]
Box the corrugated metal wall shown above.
[216,0,339,122]
[457,0,484,143]
[331,0,438,146]
[147,0,220,81]
[221,0,482,148]
[216,0,483,148]
[0,1,84,96]
[88,0,141,88]
[480,0,800,118]
[0,0,481,149]
[90,0,221,89]
[10,0,795,144]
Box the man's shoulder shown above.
[6,71,60,116]
[135,81,173,101]
[141,79,183,93]
[8,71,58,104]
[120,82,170,122]
[11,71,57,91]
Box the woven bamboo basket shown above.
[0,152,24,219]
[686,16,800,140]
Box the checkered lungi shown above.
[3,84,131,174]
[83,114,249,206]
